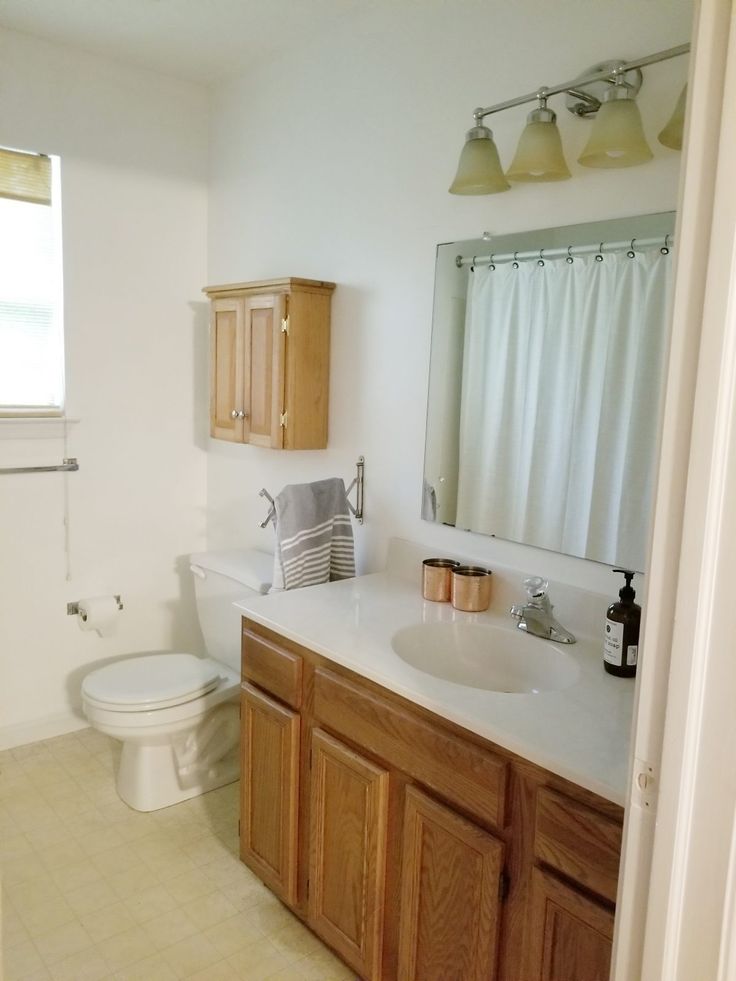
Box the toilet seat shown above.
[82,653,222,712]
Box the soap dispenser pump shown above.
[604,569,641,678]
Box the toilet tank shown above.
[189,549,273,670]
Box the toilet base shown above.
[114,699,241,811]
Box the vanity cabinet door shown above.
[524,867,614,981]
[308,729,389,981]
[397,786,504,981]
[240,684,299,906]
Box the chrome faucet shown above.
[510,577,576,644]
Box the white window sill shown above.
[0,417,80,439]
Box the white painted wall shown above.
[207,0,693,596]
[0,28,209,747]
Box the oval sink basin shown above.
[391,622,580,694]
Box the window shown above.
[0,146,64,416]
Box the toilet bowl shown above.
[81,549,272,812]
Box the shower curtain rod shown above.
[456,235,671,268]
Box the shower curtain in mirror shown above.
[455,248,673,569]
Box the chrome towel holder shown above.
[259,455,365,528]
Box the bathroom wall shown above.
[206,0,693,593]
[0,28,209,747]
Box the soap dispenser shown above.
[604,569,641,678]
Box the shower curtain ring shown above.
[628,238,636,258]
[566,245,574,264]
[512,251,519,269]
[489,253,495,270]
[537,248,545,267]
[470,255,476,271]
[661,234,670,255]
[595,242,604,262]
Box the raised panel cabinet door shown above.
[240,684,299,906]
[308,728,389,981]
[397,786,504,981]
[524,867,615,981]
[243,292,285,448]
[210,298,245,441]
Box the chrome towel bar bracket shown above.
[260,455,365,528]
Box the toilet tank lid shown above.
[189,548,273,593]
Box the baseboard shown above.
[0,711,89,751]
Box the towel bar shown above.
[0,457,79,475]
[260,455,365,528]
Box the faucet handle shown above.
[523,576,549,600]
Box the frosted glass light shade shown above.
[658,84,687,150]
[578,96,653,169]
[449,125,510,195]
[506,110,571,182]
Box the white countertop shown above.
[235,568,634,805]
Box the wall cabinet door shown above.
[210,298,245,441]
[524,867,614,981]
[240,684,299,906]
[397,786,504,981]
[308,728,389,981]
[243,292,285,448]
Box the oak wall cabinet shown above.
[203,278,335,449]
[240,620,624,981]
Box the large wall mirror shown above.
[422,212,675,572]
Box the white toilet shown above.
[81,549,272,812]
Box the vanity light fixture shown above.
[658,83,687,150]
[450,43,689,194]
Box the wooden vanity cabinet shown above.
[239,620,624,981]
[204,277,335,449]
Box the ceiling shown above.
[0,0,380,85]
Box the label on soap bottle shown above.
[627,645,638,667]
[604,618,624,665]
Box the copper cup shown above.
[422,558,460,602]
[451,565,492,612]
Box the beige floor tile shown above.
[50,857,103,894]
[34,919,94,966]
[1,853,48,887]
[162,868,216,905]
[91,843,141,878]
[107,863,161,899]
[0,832,34,862]
[203,911,265,958]
[48,944,110,981]
[36,838,87,870]
[159,932,224,979]
[79,900,137,943]
[95,924,158,972]
[180,889,238,930]
[15,895,77,938]
[123,883,179,923]
[75,825,127,856]
[142,907,196,950]
[110,952,178,980]
[296,948,357,981]
[267,920,326,962]
[65,876,120,916]
[2,902,30,949]
[3,938,46,979]
[248,901,303,938]
[227,937,291,981]
[187,959,240,980]
[269,968,310,981]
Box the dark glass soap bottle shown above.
[603,569,641,678]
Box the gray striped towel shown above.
[270,478,355,591]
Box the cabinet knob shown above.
[230,409,239,420]
[239,410,248,420]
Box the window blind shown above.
[0,148,51,206]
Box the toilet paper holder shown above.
[67,596,124,619]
